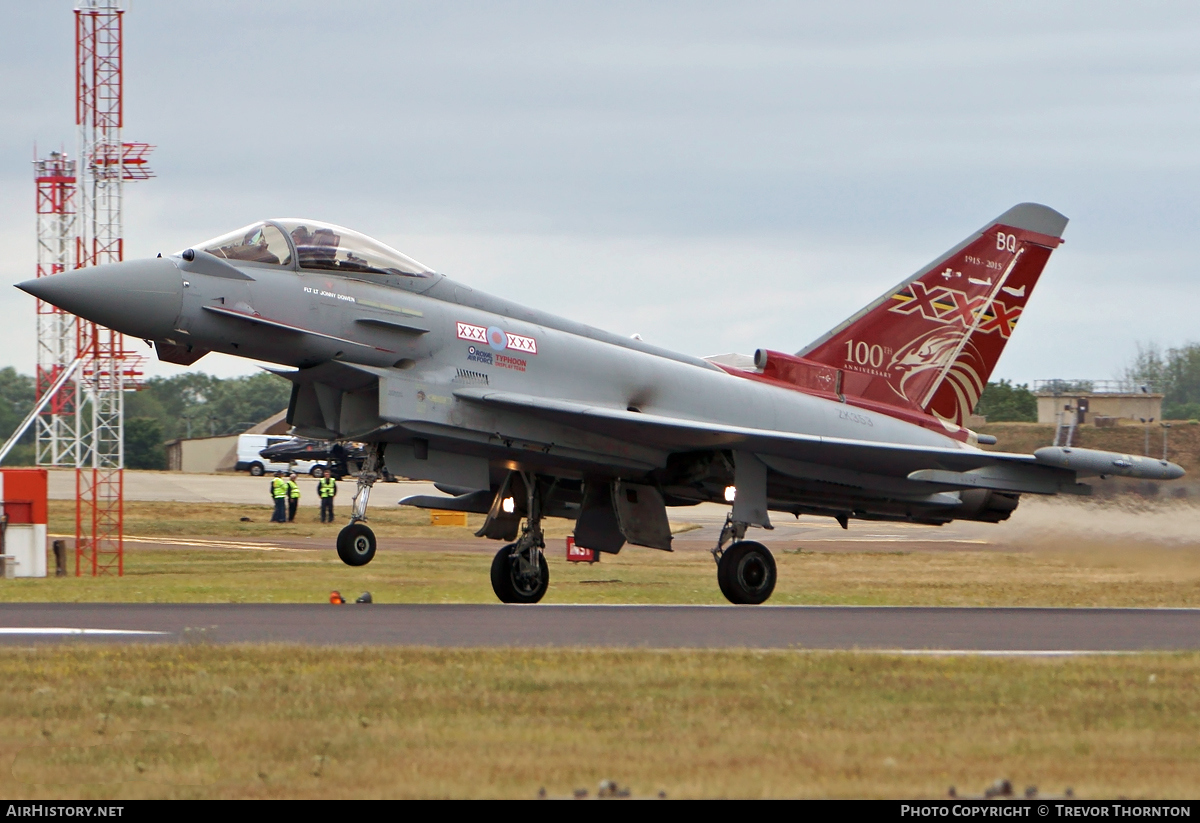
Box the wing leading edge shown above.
[451,387,1183,496]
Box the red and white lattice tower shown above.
[61,0,152,575]
[33,150,80,470]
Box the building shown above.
[1033,381,1164,426]
[164,409,289,473]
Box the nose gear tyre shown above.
[337,523,377,566]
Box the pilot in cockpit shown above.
[239,226,280,265]
[309,228,339,265]
[290,225,313,253]
[207,225,281,265]
[292,225,341,269]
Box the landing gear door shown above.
[575,481,626,554]
[476,472,522,542]
[613,481,673,551]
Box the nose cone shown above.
[17,258,183,340]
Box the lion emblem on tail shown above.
[886,328,986,426]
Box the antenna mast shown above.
[30,0,153,576]
[33,150,79,469]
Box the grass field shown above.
[8,498,1200,799]
[13,496,1200,606]
[1,646,1197,799]
[47,499,509,542]
[8,543,1200,607]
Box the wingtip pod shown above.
[1034,446,1185,481]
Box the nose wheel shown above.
[337,523,377,566]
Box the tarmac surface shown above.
[27,470,1200,652]
[2,603,1198,651]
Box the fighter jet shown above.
[18,204,1185,604]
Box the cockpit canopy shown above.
[197,222,293,266]
[186,219,434,278]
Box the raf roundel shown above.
[487,325,508,353]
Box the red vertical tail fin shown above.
[797,203,1067,426]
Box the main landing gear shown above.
[337,443,384,567]
[712,513,777,605]
[490,472,549,604]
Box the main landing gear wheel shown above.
[717,541,776,605]
[337,523,377,566]
[490,544,549,604]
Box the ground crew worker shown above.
[270,471,288,523]
[287,472,301,522]
[318,468,337,523]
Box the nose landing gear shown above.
[336,443,384,567]
[713,513,776,604]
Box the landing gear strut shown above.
[490,472,549,604]
[712,513,776,605]
[337,443,384,566]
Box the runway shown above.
[1,603,1198,651]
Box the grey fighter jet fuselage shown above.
[19,209,1185,604]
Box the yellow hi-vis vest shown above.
[318,477,336,498]
[287,480,300,499]
[271,477,288,499]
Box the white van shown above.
[235,434,321,476]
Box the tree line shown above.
[0,370,291,470]
[1121,342,1200,421]
[956,342,1200,423]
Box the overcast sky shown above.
[2,1,1198,383]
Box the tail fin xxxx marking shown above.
[797,203,1068,428]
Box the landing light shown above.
[724,486,736,503]
[502,497,515,513]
